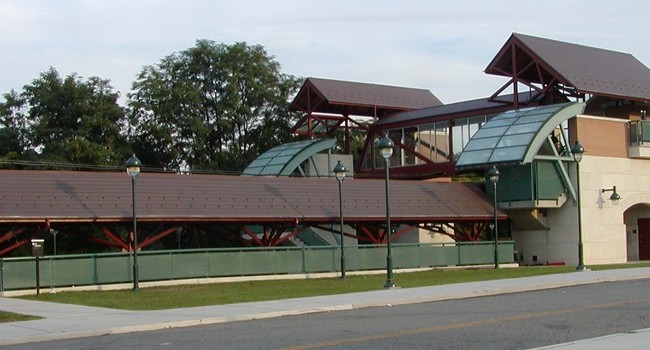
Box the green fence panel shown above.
[536,161,566,201]
[37,259,53,287]
[418,245,455,267]
[340,247,361,271]
[171,252,210,279]
[214,250,247,276]
[2,259,36,290]
[643,121,650,142]
[140,253,173,281]
[46,257,95,287]
[97,255,129,284]
[498,164,533,201]
[357,246,387,270]
[271,248,304,274]
[283,249,307,274]
[95,254,131,284]
[497,243,514,264]
[304,247,337,273]
[456,242,514,265]
[457,243,493,265]
[0,242,515,290]
[393,245,419,268]
[239,250,280,275]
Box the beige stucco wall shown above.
[579,115,650,265]
[578,155,628,265]
[393,226,456,244]
[511,201,579,265]
[513,115,650,266]
[511,154,645,266]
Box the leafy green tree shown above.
[127,40,301,172]
[0,67,129,166]
[0,90,32,162]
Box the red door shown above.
[638,218,650,260]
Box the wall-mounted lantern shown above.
[602,186,621,206]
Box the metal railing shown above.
[629,120,650,145]
[0,241,514,291]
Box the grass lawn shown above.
[15,263,644,311]
[0,311,41,323]
[15,263,650,311]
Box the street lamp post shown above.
[333,161,348,279]
[377,136,397,288]
[487,166,500,269]
[126,154,142,291]
[571,141,587,271]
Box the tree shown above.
[127,40,302,172]
[0,90,32,162]
[0,67,129,166]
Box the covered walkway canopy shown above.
[0,170,504,255]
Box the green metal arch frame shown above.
[521,102,585,164]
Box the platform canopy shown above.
[0,168,508,254]
[0,170,502,224]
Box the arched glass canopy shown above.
[242,138,336,176]
[455,102,585,168]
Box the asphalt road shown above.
[5,278,650,350]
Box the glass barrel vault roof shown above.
[455,102,585,169]
[242,138,336,176]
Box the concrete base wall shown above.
[512,155,650,266]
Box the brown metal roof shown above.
[374,92,540,128]
[289,77,443,117]
[0,170,502,224]
[486,33,650,102]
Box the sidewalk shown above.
[2,267,650,348]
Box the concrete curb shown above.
[0,305,357,346]
[529,328,650,349]
[2,268,650,346]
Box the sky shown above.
[2,0,650,105]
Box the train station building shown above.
[3,33,650,268]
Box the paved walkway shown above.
[2,268,650,348]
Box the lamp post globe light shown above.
[571,141,587,271]
[377,136,397,288]
[487,166,500,269]
[126,154,141,291]
[333,160,348,279]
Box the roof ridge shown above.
[513,32,636,58]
